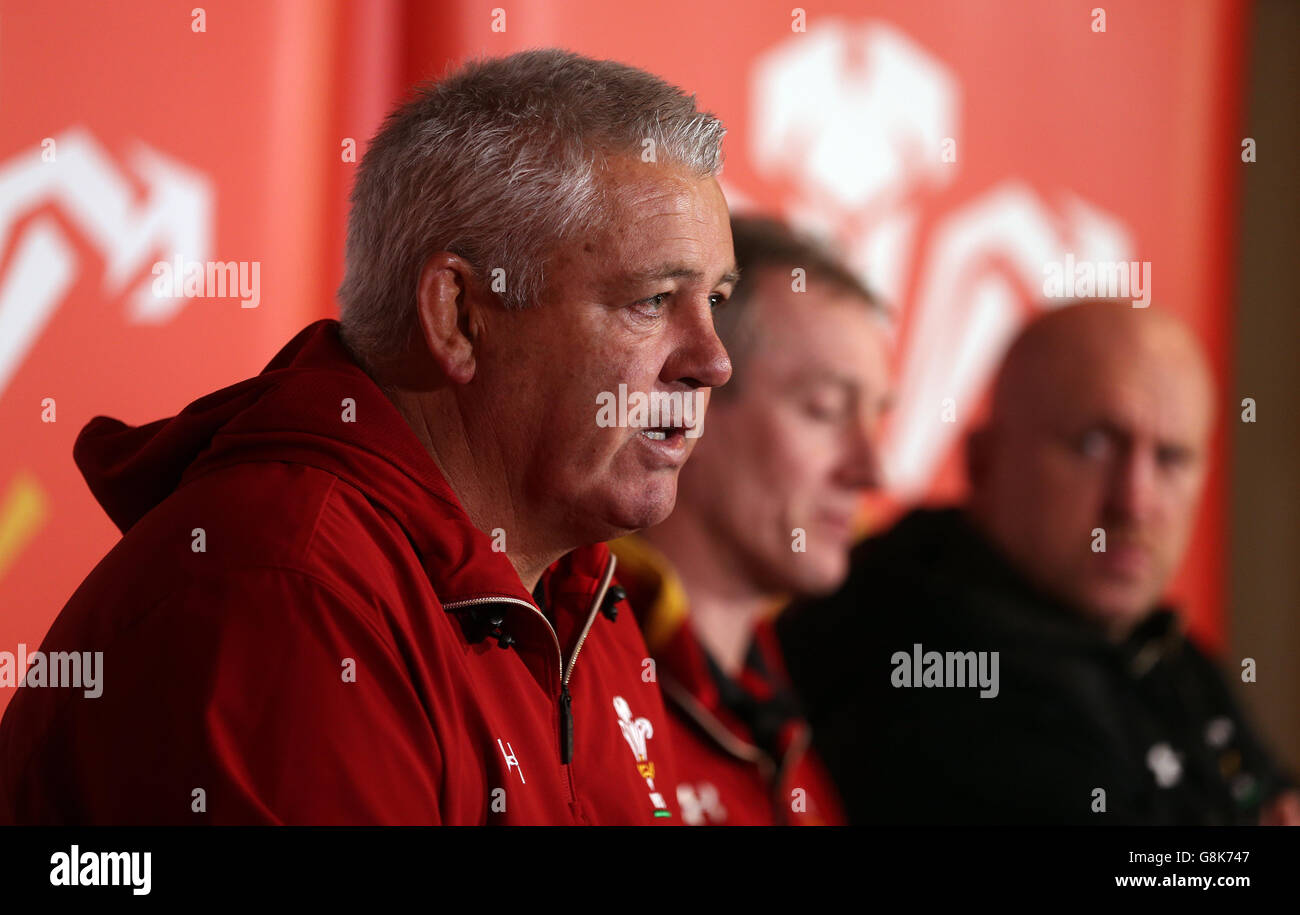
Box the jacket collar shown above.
[610,534,803,765]
[76,319,610,611]
[912,508,1187,670]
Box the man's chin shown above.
[587,482,679,540]
[1072,581,1158,634]
[742,547,848,600]
[786,558,850,599]
[618,493,678,533]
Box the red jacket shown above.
[0,320,679,825]
[611,536,845,825]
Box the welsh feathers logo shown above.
[613,695,671,818]
[739,21,1136,497]
[0,128,213,397]
[0,128,212,587]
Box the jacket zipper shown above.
[442,594,563,671]
[558,555,616,768]
[773,723,813,824]
[442,554,617,805]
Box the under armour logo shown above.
[497,738,525,784]
[677,782,727,826]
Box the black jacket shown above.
[776,507,1292,825]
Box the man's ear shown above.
[415,252,480,386]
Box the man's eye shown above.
[635,293,669,313]
[803,399,845,422]
[1157,445,1192,469]
[1076,429,1112,460]
[709,293,728,311]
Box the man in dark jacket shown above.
[0,49,736,825]
[778,301,1298,824]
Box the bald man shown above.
[777,301,1298,825]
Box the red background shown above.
[0,0,1246,719]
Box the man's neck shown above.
[641,514,773,677]
[962,504,1151,646]
[381,383,565,592]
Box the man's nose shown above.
[840,409,885,491]
[665,301,732,389]
[1106,445,1158,523]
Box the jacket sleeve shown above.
[26,567,444,825]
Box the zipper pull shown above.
[559,682,574,764]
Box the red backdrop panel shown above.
[0,1,1243,721]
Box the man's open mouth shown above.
[640,425,687,441]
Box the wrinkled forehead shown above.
[591,164,730,261]
[748,279,893,383]
[599,158,721,227]
[1026,335,1215,447]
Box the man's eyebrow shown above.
[1087,419,1132,440]
[791,368,859,392]
[792,369,894,405]
[618,263,741,287]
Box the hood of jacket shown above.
[71,318,611,607]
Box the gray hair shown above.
[337,48,727,369]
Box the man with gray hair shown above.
[0,50,736,825]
